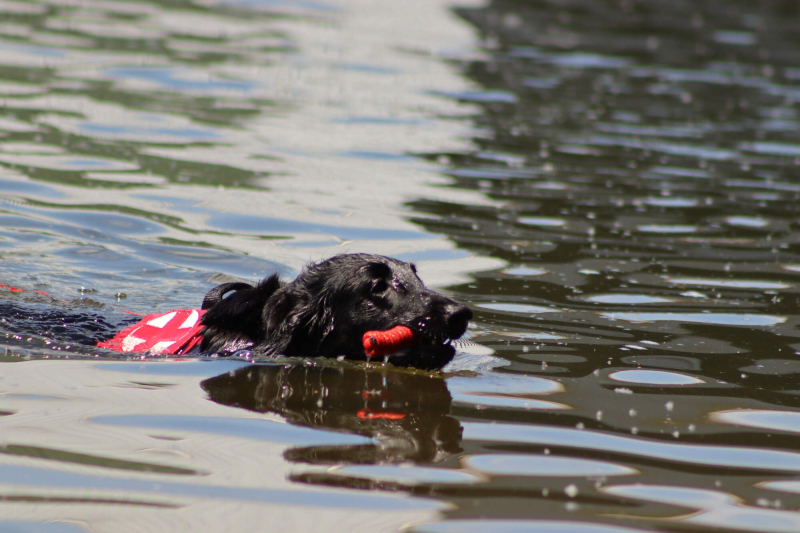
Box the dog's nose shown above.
[444,302,472,339]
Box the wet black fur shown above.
[199,254,472,370]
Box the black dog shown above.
[198,254,472,370]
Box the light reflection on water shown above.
[3,0,800,532]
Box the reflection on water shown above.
[406,0,800,530]
[201,362,463,465]
[4,0,800,531]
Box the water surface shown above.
[3,0,800,532]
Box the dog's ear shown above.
[263,288,302,336]
[265,287,335,356]
[366,261,391,280]
[201,274,282,343]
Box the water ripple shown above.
[464,422,800,473]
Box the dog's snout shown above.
[444,301,472,339]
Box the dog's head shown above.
[201,254,472,370]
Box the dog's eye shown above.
[372,279,388,294]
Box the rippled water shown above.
[3,0,800,531]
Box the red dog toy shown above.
[362,325,415,357]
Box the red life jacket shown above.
[97,309,206,355]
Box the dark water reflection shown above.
[201,362,462,465]
[395,0,800,530]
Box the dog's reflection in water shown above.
[201,361,462,465]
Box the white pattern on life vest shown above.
[122,334,146,352]
[147,311,177,328]
[150,340,177,354]
[178,309,199,329]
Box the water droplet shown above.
[564,484,579,498]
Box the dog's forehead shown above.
[384,258,421,283]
